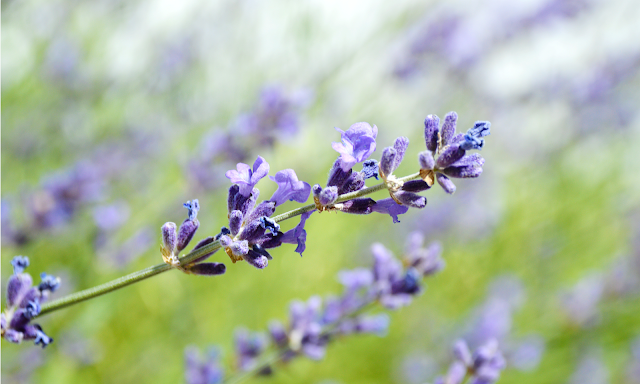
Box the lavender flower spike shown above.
[332,122,378,171]
[225,156,270,197]
[371,198,409,223]
[269,169,311,206]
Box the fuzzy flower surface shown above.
[1,256,60,348]
[225,156,270,197]
[434,339,506,384]
[160,200,225,276]
[420,112,490,194]
[224,160,313,267]
[332,122,378,171]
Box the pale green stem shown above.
[37,172,422,317]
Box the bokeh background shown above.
[2,0,640,383]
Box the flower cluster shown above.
[433,339,506,384]
[1,256,60,348]
[161,200,226,276]
[220,156,312,268]
[185,233,443,383]
[420,112,490,194]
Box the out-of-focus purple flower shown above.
[434,339,506,384]
[269,169,311,207]
[235,328,269,371]
[404,232,444,276]
[185,346,224,384]
[332,122,378,172]
[559,273,604,327]
[279,211,314,256]
[2,256,59,348]
[371,198,410,223]
[569,350,609,384]
[420,112,490,195]
[92,201,130,231]
[225,156,270,198]
[507,335,545,372]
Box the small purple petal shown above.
[280,211,313,256]
[187,263,226,276]
[7,273,33,308]
[436,145,466,169]
[226,156,270,197]
[11,256,30,274]
[318,186,338,206]
[371,198,409,223]
[444,165,483,178]
[418,150,435,170]
[394,191,427,209]
[269,169,311,206]
[326,158,353,188]
[161,222,177,256]
[440,111,458,146]
[177,218,199,252]
[336,198,375,215]
[424,114,440,152]
[401,180,430,192]
[379,147,397,177]
[338,172,366,194]
[391,136,409,171]
[244,250,269,269]
[332,122,378,171]
[450,153,485,167]
[38,273,61,293]
[243,201,276,226]
[436,173,456,194]
[229,210,243,236]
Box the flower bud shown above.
[161,222,177,257]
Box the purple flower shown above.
[269,169,311,206]
[225,156,270,197]
[435,339,506,384]
[332,122,378,171]
[420,112,490,194]
[2,256,59,348]
[234,328,269,371]
[279,211,314,256]
[371,198,410,223]
[185,346,224,384]
[160,201,225,276]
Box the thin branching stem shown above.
[37,172,421,317]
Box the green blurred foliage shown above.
[2,0,640,383]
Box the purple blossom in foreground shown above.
[222,159,313,266]
[378,136,429,219]
[189,234,443,379]
[160,200,225,276]
[1,256,60,348]
[185,346,224,384]
[420,112,490,194]
[332,122,378,171]
[269,169,311,207]
[433,339,506,384]
[225,157,270,198]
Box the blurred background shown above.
[2,0,640,383]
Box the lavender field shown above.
[2,0,640,383]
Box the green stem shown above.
[37,172,422,317]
